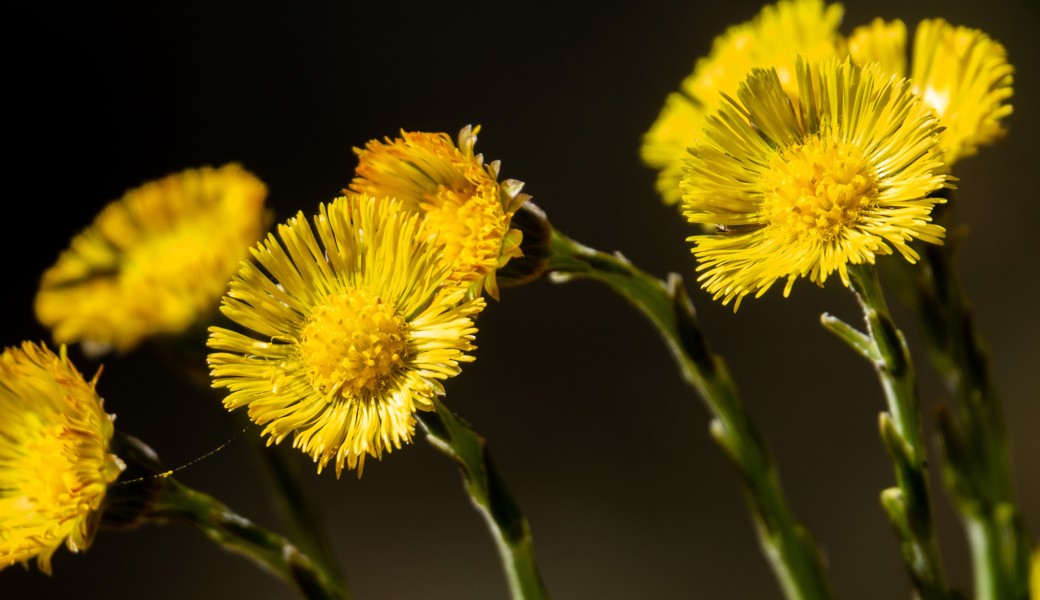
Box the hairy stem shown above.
[844,264,949,600]
[153,477,348,600]
[546,228,833,600]
[418,398,548,600]
[894,228,1030,600]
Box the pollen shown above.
[298,288,408,399]
[764,137,877,243]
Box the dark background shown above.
[3,1,1038,598]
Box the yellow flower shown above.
[208,195,485,477]
[35,164,270,354]
[348,125,528,300]
[910,19,1014,165]
[844,18,907,78]
[847,17,1013,166]
[641,0,844,204]
[0,342,124,573]
[682,58,946,308]
[1032,548,1040,600]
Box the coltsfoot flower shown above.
[645,2,1013,206]
[349,125,529,300]
[0,342,124,573]
[208,195,485,477]
[847,17,1014,166]
[642,0,845,205]
[35,164,270,354]
[682,58,947,308]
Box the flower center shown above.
[299,288,408,399]
[420,183,506,280]
[764,137,878,242]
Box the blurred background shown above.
[4,0,1038,598]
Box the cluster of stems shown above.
[104,202,1028,600]
[892,200,1031,600]
[920,239,1031,600]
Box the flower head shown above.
[847,18,1013,166]
[910,19,1014,165]
[642,0,845,204]
[35,164,270,354]
[682,58,947,308]
[348,125,528,300]
[208,195,485,477]
[0,342,124,573]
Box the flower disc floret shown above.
[764,138,878,243]
[299,289,408,398]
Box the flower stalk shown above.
[153,477,347,600]
[892,204,1030,600]
[107,433,347,600]
[254,439,351,597]
[823,263,949,599]
[152,331,351,597]
[418,397,548,600]
[546,228,833,600]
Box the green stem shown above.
[156,327,352,600]
[546,228,832,600]
[900,233,1030,600]
[153,477,347,600]
[258,440,351,597]
[844,264,949,600]
[224,409,349,598]
[418,398,548,600]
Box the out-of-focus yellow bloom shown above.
[646,2,1012,206]
[208,195,484,477]
[0,342,124,573]
[845,18,907,78]
[35,164,270,354]
[349,125,528,300]
[682,58,946,308]
[844,17,1012,167]
[641,0,845,204]
[910,19,1014,165]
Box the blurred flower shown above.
[645,2,1012,206]
[0,342,124,573]
[208,195,484,477]
[349,125,528,300]
[682,58,946,308]
[641,0,845,204]
[847,18,1013,166]
[35,164,270,354]
[1032,548,1040,600]
[844,18,907,81]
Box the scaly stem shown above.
[841,264,949,600]
[896,229,1030,600]
[418,397,548,600]
[546,228,832,600]
[153,477,347,600]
